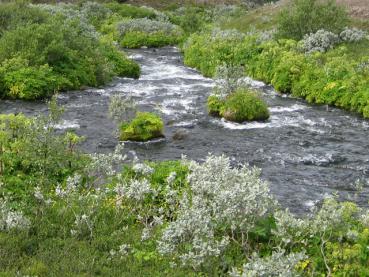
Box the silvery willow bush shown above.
[0,198,30,232]
[158,155,275,268]
[340,27,367,42]
[117,18,182,37]
[210,28,246,42]
[212,63,246,99]
[229,249,307,277]
[300,29,340,54]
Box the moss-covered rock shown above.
[120,112,164,142]
[208,89,270,123]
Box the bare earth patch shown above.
[337,0,369,19]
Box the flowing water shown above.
[1,47,369,213]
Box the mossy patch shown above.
[120,112,164,142]
[208,89,270,123]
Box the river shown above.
[1,47,369,213]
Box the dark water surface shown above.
[1,47,369,213]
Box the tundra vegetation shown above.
[1,0,369,276]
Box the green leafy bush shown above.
[277,0,348,40]
[207,95,225,117]
[0,2,48,35]
[219,89,270,122]
[120,31,181,48]
[184,29,369,118]
[2,64,65,100]
[101,43,140,78]
[120,112,164,142]
[0,3,140,100]
[117,18,183,48]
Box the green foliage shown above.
[219,89,270,122]
[277,0,349,40]
[168,6,210,34]
[104,2,157,19]
[120,112,164,142]
[2,64,65,100]
[184,30,369,118]
[0,2,48,35]
[0,3,140,100]
[122,160,188,191]
[207,95,225,117]
[0,102,86,199]
[101,43,140,78]
[120,31,182,48]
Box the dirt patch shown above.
[336,0,369,19]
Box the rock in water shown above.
[172,128,190,141]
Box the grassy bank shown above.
[183,0,369,118]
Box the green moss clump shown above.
[208,90,270,123]
[120,112,164,142]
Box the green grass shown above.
[219,3,280,33]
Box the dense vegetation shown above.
[1,0,369,276]
[183,0,369,118]
[1,103,369,276]
[0,2,143,100]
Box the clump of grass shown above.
[120,112,165,142]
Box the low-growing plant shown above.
[207,95,225,117]
[300,29,340,54]
[158,155,275,269]
[340,27,367,42]
[120,112,164,142]
[219,89,270,122]
[117,18,183,48]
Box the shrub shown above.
[104,3,157,19]
[158,155,275,268]
[277,0,348,40]
[0,2,48,35]
[119,160,189,221]
[80,1,112,27]
[117,18,181,37]
[2,64,65,100]
[212,63,245,99]
[101,43,140,78]
[117,18,183,48]
[230,250,307,277]
[120,31,181,48]
[168,6,211,35]
[0,10,140,99]
[109,95,137,124]
[120,112,164,142]
[219,89,270,123]
[300,29,340,54]
[183,30,252,77]
[340,27,367,42]
[207,95,225,117]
